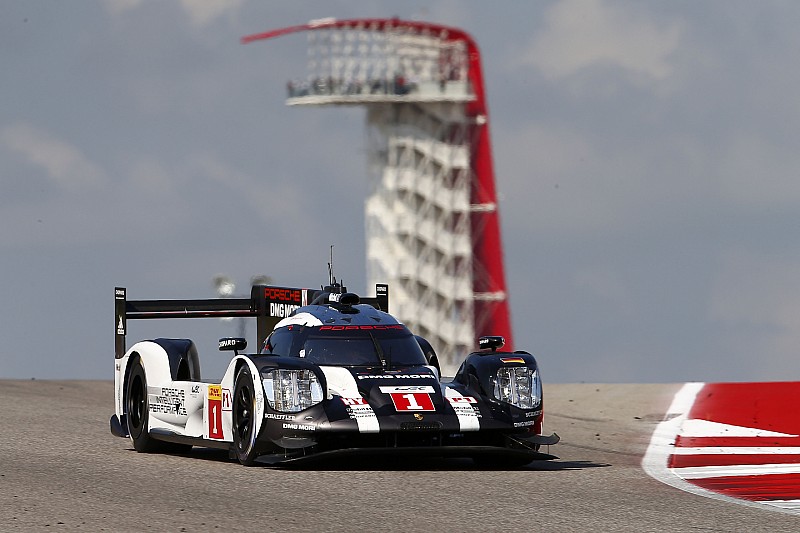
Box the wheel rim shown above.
[235,385,252,446]
[129,374,145,430]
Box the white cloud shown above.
[519,0,683,85]
[102,0,244,28]
[179,0,244,28]
[186,153,308,225]
[1,123,106,191]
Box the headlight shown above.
[492,367,542,409]
[262,369,323,412]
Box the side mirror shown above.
[478,336,505,352]
[219,337,247,355]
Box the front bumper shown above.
[255,429,560,466]
[254,441,560,466]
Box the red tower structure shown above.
[243,18,512,370]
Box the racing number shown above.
[208,385,224,439]
[390,392,435,412]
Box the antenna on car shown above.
[328,244,336,286]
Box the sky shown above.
[3,1,800,383]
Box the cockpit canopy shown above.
[262,324,427,367]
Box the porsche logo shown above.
[413,413,424,421]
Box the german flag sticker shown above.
[500,357,526,364]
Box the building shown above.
[243,18,512,371]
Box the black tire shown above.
[127,359,161,452]
[232,366,259,466]
[126,358,191,454]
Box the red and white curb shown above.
[643,382,800,514]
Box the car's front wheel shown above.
[232,365,259,466]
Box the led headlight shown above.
[492,367,542,409]
[262,369,323,413]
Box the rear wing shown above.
[115,283,389,359]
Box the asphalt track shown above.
[1,381,798,532]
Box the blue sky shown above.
[3,1,800,382]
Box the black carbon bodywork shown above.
[251,361,555,463]
[151,338,201,381]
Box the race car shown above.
[110,281,559,466]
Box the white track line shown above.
[672,447,800,455]
[675,463,800,479]
[641,382,800,516]
[642,382,703,486]
[679,419,797,438]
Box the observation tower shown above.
[243,18,511,371]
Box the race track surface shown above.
[1,380,797,532]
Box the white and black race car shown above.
[111,281,559,466]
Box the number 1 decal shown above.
[208,385,224,439]
[390,392,435,412]
[379,385,436,412]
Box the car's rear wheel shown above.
[127,358,191,453]
[232,365,259,466]
[127,359,162,452]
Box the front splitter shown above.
[255,445,558,467]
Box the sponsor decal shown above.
[265,412,294,420]
[256,391,263,414]
[500,357,526,364]
[320,324,405,331]
[269,302,300,317]
[379,386,436,412]
[222,388,232,411]
[318,367,379,433]
[525,409,543,418]
[447,396,477,405]
[451,402,482,420]
[116,315,125,335]
[346,406,375,419]
[282,422,314,431]
[264,287,302,303]
[514,420,537,428]
[208,385,221,400]
[444,387,482,430]
[341,397,368,406]
[340,396,381,430]
[150,387,187,416]
[207,385,224,439]
[379,386,435,394]
[357,374,435,380]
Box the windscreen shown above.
[300,325,427,367]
